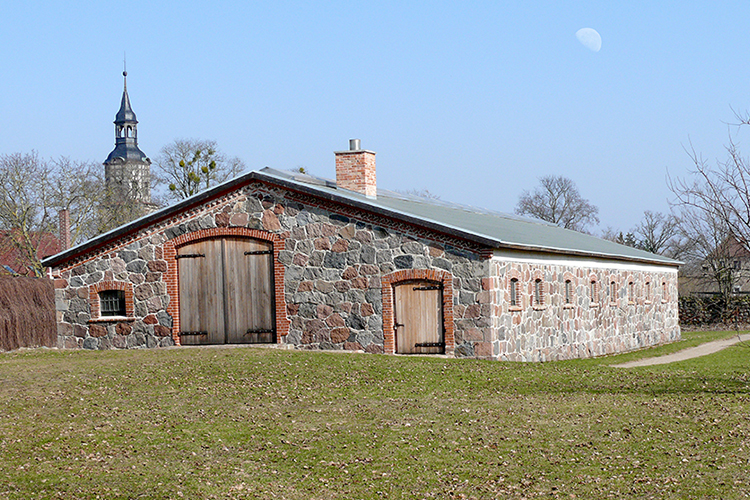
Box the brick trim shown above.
[608,274,620,305]
[643,276,653,304]
[588,273,600,306]
[506,268,523,311]
[625,274,636,304]
[563,271,577,308]
[285,189,493,258]
[163,227,289,346]
[381,269,454,355]
[529,270,547,309]
[89,280,135,319]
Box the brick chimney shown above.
[335,139,376,198]
[58,209,71,250]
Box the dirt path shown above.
[612,333,750,368]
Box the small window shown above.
[100,290,126,317]
[645,282,651,302]
[610,281,617,303]
[564,279,573,305]
[590,280,598,303]
[628,281,635,303]
[534,278,543,306]
[662,281,668,302]
[510,278,519,307]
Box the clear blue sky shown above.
[2,1,749,233]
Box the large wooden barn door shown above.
[178,239,225,345]
[223,238,274,343]
[394,280,444,354]
[177,237,275,345]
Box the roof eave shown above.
[490,241,681,267]
[41,170,682,269]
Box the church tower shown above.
[103,70,154,211]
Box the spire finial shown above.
[123,53,127,90]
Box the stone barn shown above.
[43,141,680,361]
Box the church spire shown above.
[114,70,138,139]
[103,69,153,214]
[105,70,148,165]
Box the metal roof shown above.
[265,169,680,266]
[114,72,137,124]
[104,71,148,164]
[104,142,149,164]
[42,167,680,268]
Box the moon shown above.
[576,28,601,52]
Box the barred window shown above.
[99,290,126,317]
[534,279,543,306]
[510,278,519,307]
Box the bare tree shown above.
[669,117,750,247]
[48,157,115,243]
[668,114,750,302]
[632,210,681,256]
[395,188,442,200]
[153,139,246,201]
[515,175,599,232]
[0,152,54,276]
[0,153,124,276]
[673,203,743,307]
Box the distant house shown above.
[1,230,61,276]
[679,235,750,296]
[42,140,681,361]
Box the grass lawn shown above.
[0,331,749,499]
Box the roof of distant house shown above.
[1,230,61,275]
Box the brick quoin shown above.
[163,227,288,346]
[381,269,454,355]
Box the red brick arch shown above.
[563,271,577,308]
[506,268,523,311]
[89,280,134,319]
[163,227,288,346]
[529,269,547,309]
[381,269,454,355]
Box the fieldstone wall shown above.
[53,234,175,350]
[49,180,680,361]
[248,185,488,354]
[490,258,681,361]
[50,182,489,354]
[679,295,750,326]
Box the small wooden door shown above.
[394,280,444,354]
[178,237,274,345]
